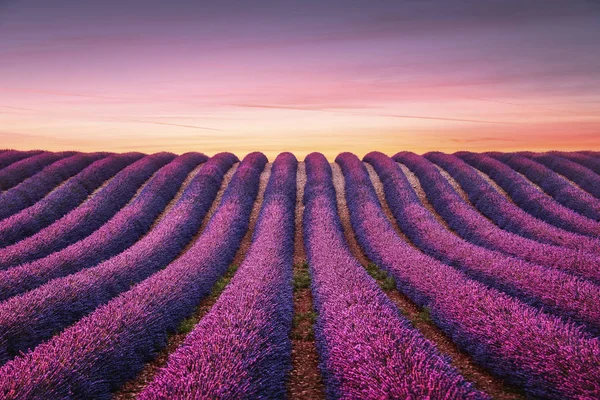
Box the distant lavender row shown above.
[557,151,600,175]
[0,152,175,268]
[489,152,600,220]
[0,150,44,170]
[0,153,266,399]
[456,152,600,236]
[0,151,76,191]
[0,152,108,221]
[365,152,600,336]
[0,153,206,302]
[141,153,296,399]
[0,153,237,365]
[304,153,486,399]
[0,152,143,246]
[394,152,600,284]
[424,152,600,254]
[336,152,600,399]
[527,152,600,199]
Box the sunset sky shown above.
[1,0,599,159]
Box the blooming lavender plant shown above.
[527,152,600,199]
[555,151,600,175]
[336,151,600,399]
[0,150,44,170]
[489,152,600,220]
[0,152,143,246]
[304,152,487,400]
[0,152,108,221]
[364,151,600,336]
[0,152,206,301]
[0,152,237,365]
[140,152,296,399]
[394,152,600,284]
[0,151,76,191]
[424,151,600,253]
[0,152,175,268]
[456,151,600,236]
[0,152,266,399]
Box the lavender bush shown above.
[0,152,143,246]
[0,153,237,364]
[0,152,266,399]
[0,152,175,268]
[140,152,296,399]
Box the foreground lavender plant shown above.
[0,152,143,246]
[424,151,600,254]
[140,152,296,399]
[0,152,175,268]
[0,153,237,365]
[456,151,600,236]
[303,152,487,400]
[394,152,600,284]
[0,153,206,301]
[0,152,265,399]
[337,151,600,399]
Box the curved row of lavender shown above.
[0,152,143,246]
[0,151,76,191]
[141,152,296,399]
[394,152,600,284]
[489,152,600,220]
[0,152,237,365]
[0,153,206,302]
[528,152,600,199]
[0,152,266,399]
[0,152,108,220]
[336,152,600,399]
[557,151,600,175]
[457,152,600,236]
[365,151,600,336]
[304,153,486,399]
[424,152,600,254]
[0,152,175,268]
[0,150,43,170]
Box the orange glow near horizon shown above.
[1,1,599,160]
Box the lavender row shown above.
[0,150,44,170]
[0,152,108,221]
[456,151,600,236]
[0,153,237,365]
[0,151,76,191]
[424,152,600,253]
[489,152,600,220]
[0,152,143,247]
[527,152,600,199]
[140,153,296,399]
[0,152,175,268]
[0,153,205,302]
[556,151,600,175]
[365,152,600,336]
[0,153,266,399]
[394,152,600,284]
[336,152,600,399]
[303,153,485,399]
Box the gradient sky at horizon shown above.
[1,0,599,159]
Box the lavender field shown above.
[0,149,599,399]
